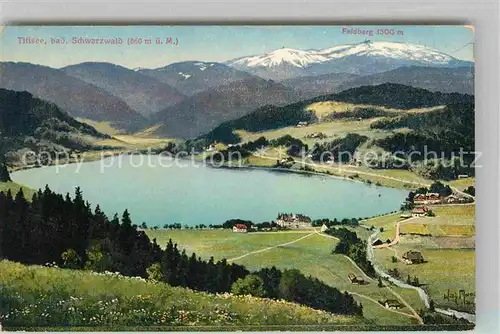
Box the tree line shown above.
[326,227,376,277]
[0,186,362,316]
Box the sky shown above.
[1,25,474,69]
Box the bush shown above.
[61,249,81,269]
[146,263,163,281]
[231,274,265,297]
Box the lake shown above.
[11,155,408,227]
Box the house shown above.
[414,193,442,205]
[402,250,424,264]
[232,224,248,233]
[381,299,403,309]
[400,212,412,219]
[446,195,460,204]
[348,273,365,285]
[296,121,308,128]
[412,206,429,217]
[206,144,216,152]
[458,174,469,179]
[426,193,441,203]
[320,224,329,232]
[276,213,313,229]
[371,238,384,246]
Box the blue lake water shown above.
[11,155,407,227]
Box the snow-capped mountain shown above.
[226,40,473,80]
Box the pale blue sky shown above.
[1,25,474,69]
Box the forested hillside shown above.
[201,84,474,144]
[0,89,109,163]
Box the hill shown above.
[281,72,360,96]
[139,61,256,96]
[336,66,474,95]
[0,260,363,331]
[201,83,474,143]
[0,62,145,131]
[62,62,185,117]
[0,88,108,164]
[150,77,309,139]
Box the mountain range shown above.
[138,61,256,96]
[334,66,474,95]
[61,62,185,117]
[149,77,309,138]
[0,41,474,138]
[225,40,473,80]
[0,62,145,131]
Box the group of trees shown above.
[231,267,363,316]
[312,217,359,228]
[0,186,362,316]
[269,135,308,157]
[372,102,475,176]
[310,133,368,163]
[0,155,10,182]
[326,227,376,277]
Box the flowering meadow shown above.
[0,260,363,330]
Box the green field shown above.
[369,204,475,313]
[0,260,365,331]
[147,229,424,326]
[373,247,475,313]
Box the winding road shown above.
[367,231,476,324]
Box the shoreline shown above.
[10,152,396,192]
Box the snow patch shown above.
[178,72,192,79]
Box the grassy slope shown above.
[367,204,475,313]
[0,181,36,199]
[0,260,365,331]
[147,229,424,326]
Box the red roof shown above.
[412,206,428,214]
[234,224,247,229]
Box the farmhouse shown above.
[371,238,383,246]
[276,213,313,229]
[402,250,424,264]
[414,193,442,205]
[232,224,248,233]
[381,299,403,309]
[347,273,365,285]
[412,206,429,217]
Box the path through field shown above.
[228,230,422,323]
[227,231,317,262]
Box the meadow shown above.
[373,247,475,313]
[0,260,366,331]
[147,229,424,326]
[0,181,35,199]
[368,204,476,313]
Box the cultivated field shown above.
[373,247,475,313]
[147,229,424,326]
[369,204,476,313]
